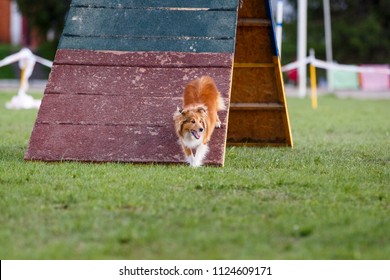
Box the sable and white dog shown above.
[173,76,225,167]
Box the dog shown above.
[173,76,225,167]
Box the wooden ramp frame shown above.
[25,0,292,166]
[228,0,292,147]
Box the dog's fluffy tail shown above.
[198,76,226,112]
[217,94,226,111]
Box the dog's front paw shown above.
[190,160,202,168]
[190,161,203,168]
[186,156,194,166]
[215,120,222,128]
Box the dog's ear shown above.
[176,106,184,114]
[197,106,207,113]
[173,107,181,120]
[197,106,208,119]
[173,108,186,136]
[173,107,184,119]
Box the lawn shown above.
[0,91,389,259]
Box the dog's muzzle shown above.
[191,129,203,139]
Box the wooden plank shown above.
[235,26,273,63]
[234,63,274,68]
[37,95,228,126]
[59,36,236,53]
[54,50,234,68]
[227,110,288,145]
[229,102,284,111]
[37,95,179,125]
[231,67,279,103]
[237,18,271,27]
[45,65,233,98]
[64,8,237,39]
[238,0,267,18]
[25,123,227,165]
[226,142,289,147]
[71,0,239,10]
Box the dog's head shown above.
[173,105,207,140]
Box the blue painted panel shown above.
[265,0,279,57]
[59,36,235,53]
[60,5,238,53]
[71,0,238,10]
[64,8,237,38]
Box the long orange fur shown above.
[173,76,225,167]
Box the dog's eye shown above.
[191,120,196,124]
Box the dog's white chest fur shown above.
[181,132,209,167]
[182,132,204,149]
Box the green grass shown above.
[0,91,389,260]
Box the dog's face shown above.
[173,106,207,141]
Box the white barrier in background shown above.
[282,55,389,107]
[282,57,390,75]
[276,0,284,56]
[0,48,53,109]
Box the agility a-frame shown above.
[25,0,292,166]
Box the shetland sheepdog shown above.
[173,76,225,167]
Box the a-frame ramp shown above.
[229,0,293,147]
[25,0,293,166]
[25,0,239,166]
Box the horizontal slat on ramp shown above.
[37,96,180,125]
[37,95,228,126]
[230,102,284,111]
[25,123,227,165]
[45,65,232,97]
[59,36,236,53]
[54,50,234,68]
[237,18,271,27]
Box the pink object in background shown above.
[360,65,389,91]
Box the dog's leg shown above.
[186,155,194,166]
[192,143,209,167]
[182,145,194,166]
[215,113,222,128]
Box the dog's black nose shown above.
[199,128,204,132]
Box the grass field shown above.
[0,91,389,260]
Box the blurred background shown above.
[0,0,70,82]
[0,0,389,94]
[277,0,389,64]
